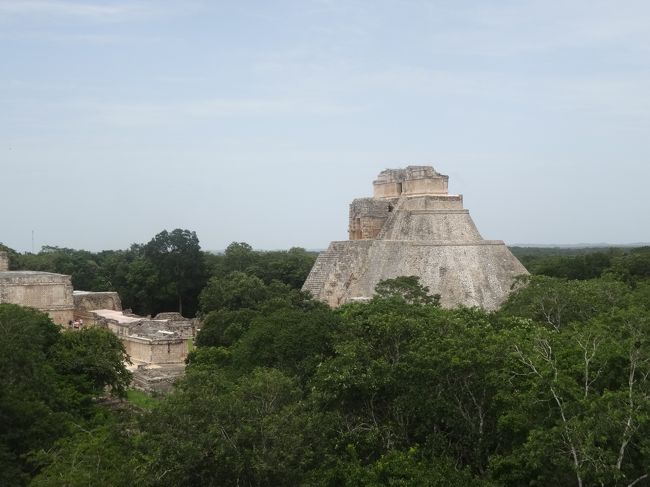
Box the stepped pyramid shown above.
[303,166,528,309]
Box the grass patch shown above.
[126,389,159,410]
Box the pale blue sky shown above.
[1,0,649,252]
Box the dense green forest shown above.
[2,231,650,486]
[0,231,317,318]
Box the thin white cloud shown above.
[0,0,146,19]
[427,0,650,57]
[83,97,365,127]
[0,29,157,43]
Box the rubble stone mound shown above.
[303,166,528,310]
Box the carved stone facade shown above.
[73,290,122,321]
[303,166,528,310]
[0,252,74,325]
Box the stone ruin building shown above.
[75,295,197,392]
[303,166,528,309]
[90,309,195,392]
[0,251,74,325]
[0,251,196,392]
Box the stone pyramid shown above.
[303,166,528,309]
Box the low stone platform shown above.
[129,363,186,393]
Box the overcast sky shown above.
[1,0,649,252]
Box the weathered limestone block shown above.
[373,166,449,198]
[73,290,122,323]
[0,268,74,325]
[303,166,528,310]
[349,198,396,240]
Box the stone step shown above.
[302,245,346,295]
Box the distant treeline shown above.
[1,230,317,317]
[510,245,650,283]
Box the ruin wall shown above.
[124,336,187,364]
[0,271,74,325]
[349,198,396,240]
[74,291,122,322]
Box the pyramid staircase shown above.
[302,243,345,298]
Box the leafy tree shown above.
[199,271,317,317]
[30,415,143,487]
[215,242,258,275]
[501,275,630,329]
[313,301,509,473]
[50,327,132,398]
[232,307,341,381]
[0,305,68,485]
[144,229,206,316]
[0,305,132,484]
[522,251,616,280]
[186,346,233,370]
[607,247,650,286]
[199,271,269,314]
[205,243,316,289]
[246,247,316,288]
[374,276,441,305]
[195,308,260,348]
[140,368,332,487]
[492,308,650,486]
[120,251,161,315]
[315,449,489,487]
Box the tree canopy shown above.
[0,305,131,484]
[6,242,650,486]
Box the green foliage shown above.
[199,271,269,314]
[316,449,488,487]
[16,246,103,291]
[186,346,233,370]
[500,275,630,328]
[199,272,317,314]
[0,304,132,484]
[492,307,650,486]
[374,275,441,305]
[195,308,260,347]
[205,242,317,288]
[606,246,650,286]
[126,389,160,410]
[0,242,21,270]
[3,237,313,320]
[0,305,70,485]
[196,272,321,349]
[50,328,132,398]
[143,229,207,316]
[3,230,208,318]
[232,307,340,381]
[313,301,509,472]
[511,247,619,280]
[30,414,143,487]
[139,368,331,486]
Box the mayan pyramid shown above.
[303,166,528,309]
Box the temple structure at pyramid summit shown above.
[302,166,528,310]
